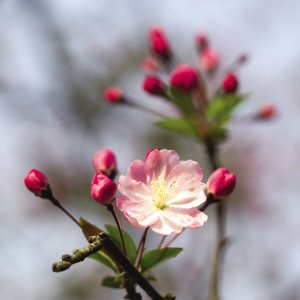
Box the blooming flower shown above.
[24,169,48,196]
[91,173,117,205]
[117,149,207,235]
[206,168,236,198]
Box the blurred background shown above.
[1,0,300,299]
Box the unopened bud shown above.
[199,47,219,72]
[145,148,160,160]
[91,173,117,205]
[148,26,170,60]
[257,104,276,119]
[206,168,236,198]
[221,73,238,93]
[103,87,124,103]
[195,34,208,51]
[143,76,166,96]
[24,169,49,197]
[169,64,199,91]
[93,148,117,179]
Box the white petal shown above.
[150,214,183,235]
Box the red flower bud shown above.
[91,173,117,205]
[143,76,166,96]
[195,34,208,51]
[206,168,236,198]
[148,26,170,59]
[221,73,238,93]
[142,57,159,72]
[258,104,276,119]
[24,169,48,196]
[169,64,199,91]
[103,87,124,103]
[199,47,219,71]
[145,148,160,160]
[93,148,117,178]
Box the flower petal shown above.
[166,179,206,208]
[126,159,147,184]
[118,175,151,202]
[145,149,180,181]
[126,200,158,227]
[150,214,183,235]
[117,195,147,229]
[161,207,208,228]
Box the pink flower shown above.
[145,148,160,160]
[91,173,117,205]
[206,168,236,198]
[195,34,208,51]
[143,76,166,96]
[103,87,124,103]
[221,73,238,93]
[199,47,219,71]
[169,64,199,91]
[117,149,207,235]
[24,169,48,196]
[148,26,170,59]
[93,147,117,178]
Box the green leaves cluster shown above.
[79,217,182,290]
[155,90,246,142]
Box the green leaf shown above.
[105,225,137,264]
[79,217,104,241]
[88,251,117,273]
[143,273,156,281]
[101,276,122,289]
[167,86,195,115]
[140,248,183,273]
[114,272,125,282]
[205,94,246,127]
[155,118,197,136]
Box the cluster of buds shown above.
[102,25,276,145]
[91,148,118,206]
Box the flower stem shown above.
[136,227,149,267]
[204,137,227,300]
[49,195,80,228]
[107,203,127,257]
[158,235,166,249]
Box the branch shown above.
[52,232,171,300]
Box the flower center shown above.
[151,176,179,210]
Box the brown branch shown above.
[52,232,169,300]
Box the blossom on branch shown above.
[117,149,207,235]
[24,169,48,196]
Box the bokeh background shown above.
[1,0,300,299]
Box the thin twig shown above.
[136,227,149,267]
[158,236,166,249]
[107,203,127,257]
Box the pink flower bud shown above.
[199,47,219,71]
[145,148,160,160]
[221,73,238,93]
[143,76,166,96]
[142,57,159,72]
[24,169,48,196]
[169,64,199,91]
[93,148,117,178]
[148,26,170,59]
[103,87,124,103]
[206,168,236,198]
[195,34,208,51]
[91,173,117,205]
[257,104,276,119]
